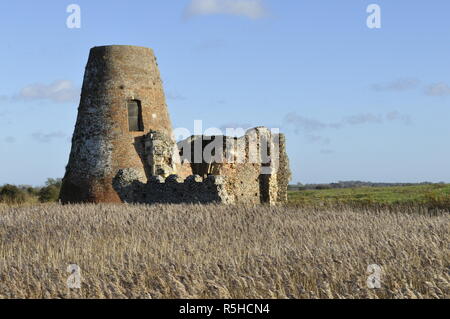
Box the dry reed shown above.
[0,204,448,299]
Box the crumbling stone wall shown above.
[144,130,178,178]
[143,130,193,179]
[275,134,290,203]
[113,169,233,204]
[177,127,291,204]
[113,127,291,205]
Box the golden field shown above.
[0,203,448,299]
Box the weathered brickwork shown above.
[60,45,291,205]
[113,169,233,204]
[177,127,291,204]
[60,45,172,203]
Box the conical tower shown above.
[60,45,173,203]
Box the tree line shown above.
[0,178,62,204]
[288,181,444,191]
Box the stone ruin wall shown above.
[116,127,291,205]
[175,127,291,204]
[113,169,233,204]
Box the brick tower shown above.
[60,45,173,203]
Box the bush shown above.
[0,178,62,205]
[423,193,450,211]
[315,184,332,190]
[38,178,62,203]
[25,186,40,197]
[0,184,27,204]
[45,178,62,188]
[38,185,60,203]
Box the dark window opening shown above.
[127,100,144,132]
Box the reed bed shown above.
[0,204,448,299]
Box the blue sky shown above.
[0,0,449,186]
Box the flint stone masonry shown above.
[144,130,181,178]
[60,45,172,203]
[113,169,233,204]
[60,45,291,205]
[177,127,291,204]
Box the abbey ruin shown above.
[59,45,291,204]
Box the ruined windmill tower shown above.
[60,45,173,203]
[61,45,291,205]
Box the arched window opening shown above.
[127,100,144,132]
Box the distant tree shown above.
[38,186,60,203]
[25,186,40,197]
[315,184,331,190]
[0,184,27,204]
[45,178,62,188]
[38,178,62,203]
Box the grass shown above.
[0,203,448,299]
[288,184,450,210]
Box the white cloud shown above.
[386,111,412,125]
[372,78,420,92]
[284,111,413,145]
[166,91,187,101]
[285,111,408,134]
[372,78,450,97]
[425,83,450,96]
[283,113,327,133]
[32,131,66,143]
[4,136,16,144]
[17,80,80,103]
[343,113,383,125]
[184,0,268,19]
